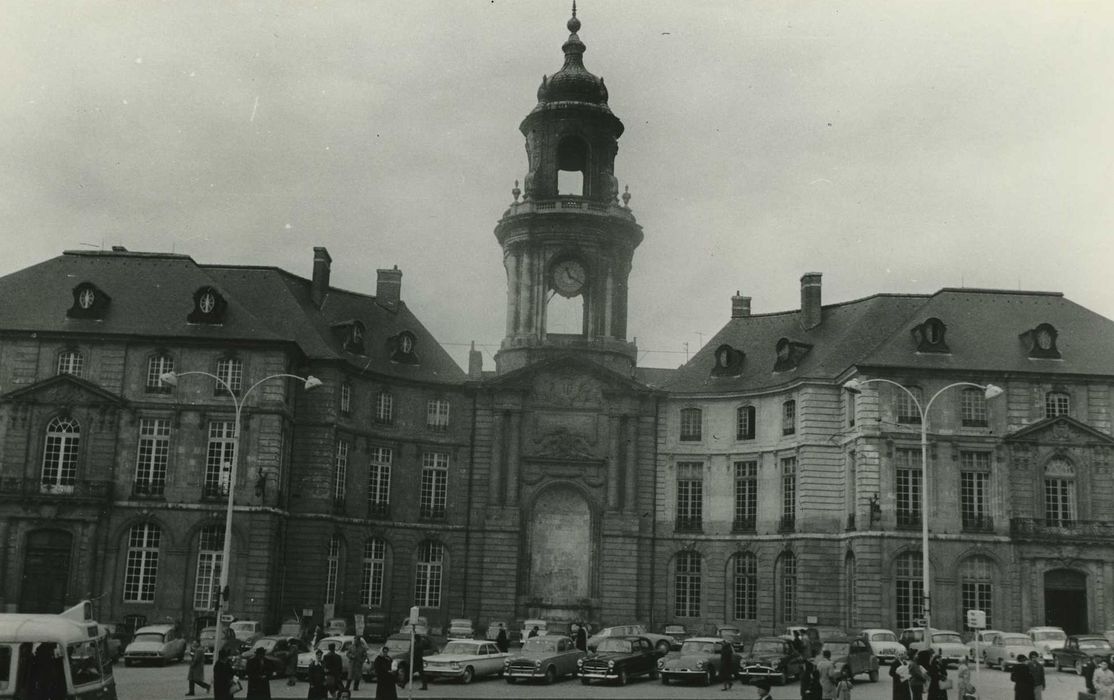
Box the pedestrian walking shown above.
[286,643,298,687]
[927,651,948,700]
[1095,660,1114,700]
[246,646,272,699]
[187,641,211,695]
[817,649,838,700]
[373,645,397,700]
[213,647,235,700]
[835,665,854,700]
[307,650,328,700]
[720,638,735,690]
[908,650,931,700]
[1010,652,1034,700]
[956,662,977,700]
[413,633,428,690]
[495,625,509,653]
[890,653,911,700]
[345,637,368,691]
[1027,652,1045,700]
[322,643,343,698]
[575,623,587,652]
[802,658,822,700]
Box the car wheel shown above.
[617,669,628,686]
[657,640,671,654]
[544,666,557,684]
[461,666,474,684]
[869,669,879,682]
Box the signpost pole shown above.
[408,606,418,700]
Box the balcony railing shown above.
[962,515,994,533]
[419,505,446,520]
[896,512,922,530]
[778,515,795,533]
[675,517,703,533]
[0,477,112,500]
[367,501,390,519]
[201,483,230,502]
[132,480,166,498]
[1011,518,1114,540]
[732,517,756,534]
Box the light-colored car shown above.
[663,624,689,649]
[123,623,188,666]
[229,620,264,645]
[503,634,585,684]
[965,629,1005,662]
[399,616,429,635]
[1027,626,1067,665]
[520,618,548,641]
[448,618,475,640]
[911,630,968,667]
[295,635,355,680]
[659,636,732,686]
[822,637,880,681]
[985,633,1040,670]
[423,639,509,683]
[587,624,676,654]
[861,629,904,663]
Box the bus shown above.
[0,600,117,699]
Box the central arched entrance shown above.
[528,485,591,606]
[1044,568,1087,634]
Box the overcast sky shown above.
[2,1,1111,370]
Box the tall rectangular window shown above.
[375,391,394,424]
[368,447,392,516]
[847,392,856,428]
[895,448,921,528]
[324,536,341,606]
[736,406,756,440]
[960,451,991,530]
[679,408,702,441]
[134,418,171,496]
[420,452,449,519]
[780,457,797,527]
[414,542,443,608]
[361,539,386,607]
[339,383,352,416]
[41,416,80,493]
[333,440,349,500]
[780,554,797,623]
[734,553,757,620]
[734,460,757,532]
[123,524,160,603]
[192,526,223,611]
[1044,479,1075,526]
[674,551,701,618]
[214,358,243,395]
[896,387,923,424]
[782,401,796,436]
[961,557,993,630]
[147,355,174,393]
[675,462,703,532]
[204,421,236,499]
[895,553,922,629]
[426,399,450,432]
[57,350,84,377]
[961,389,988,427]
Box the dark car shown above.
[1053,635,1114,674]
[578,635,662,686]
[232,636,310,678]
[822,637,879,681]
[740,636,804,684]
[504,634,585,684]
[659,637,731,686]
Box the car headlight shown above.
[534,660,541,668]
[450,662,460,669]
[696,661,705,670]
[503,660,510,668]
[657,659,664,669]
[577,659,584,668]
[608,660,615,669]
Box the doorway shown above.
[1044,568,1087,634]
[528,486,591,604]
[20,529,73,613]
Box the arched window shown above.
[414,542,444,608]
[324,535,342,606]
[733,552,757,621]
[679,408,702,442]
[1044,458,1075,526]
[361,539,386,607]
[777,552,797,623]
[193,526,224,611]
[556,136,588,195]
[146,354,174,393]
[895,552,923,629]
[960,556,993,630]
[41,416,80,493]
[123,523,161,603]
[674,551,701,618]
[1045,391,1071,418]
[57,350,84,377]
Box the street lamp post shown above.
[160,369,321,679]
[842,377,1003,652]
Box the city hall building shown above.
[1,10,1112,641]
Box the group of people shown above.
[1077,657,1114,700]
[887,648,973,700]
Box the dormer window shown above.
[343,321,365,354]
[1021,323,1061,359]
[188,286,227,324]
[912,318,950,353]
[391,331,419,364]
[67,282,111,319]
[773,338,813,372]
[711,344,746,377]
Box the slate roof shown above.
[0,250,466,384]
[662,288,1114,394]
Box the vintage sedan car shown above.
[366,633,437,682]
[232,636,310,678]
[822,637,880,681]
[739,636,804,684]
[503,634,584,684]
[423,639,509,683]
[199,625,249,662]
[587,624,675,654]
[228,620,264,645]
[663,624,689,649]
[965,629,1005,662]
[1052,635,1114,673]
[295,635,356,680]
[123,623,188,666]
[717,624,745,651]
[860,629,905,663]
[659,637,731,686]
[520,618,548,642]
[905,629,968,667]
[447,618,475,640]
[578,635,662,685]
[1027,626,1067,665]
[985,633,1040,670]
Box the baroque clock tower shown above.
[494,4,643,376]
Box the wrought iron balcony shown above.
[962,515,994,533]
[132,480,166,498]
[0,477,112,500]
[201,483,230,502]
[367,501,390,519]
[675,517,703,533]
[896,512,922,530]
[732,517,756,534]
[1011,518,1114,541]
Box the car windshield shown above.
[665,626,686,634]
[1033,631,1066,641]
[253,639,278,651]
[523,638,559,653]
[932,634,963,644]
[870,632,897,642]
[824,642,850,657]
[314,639,348,653]
[1003,637,1031,646]
[132,633,165,644]
[597,639,633,654]
[752,641,784,654]
[200,630,216,641]
[67,640,106,687]
[1080,640,1113,650]
[441,642,481,655]
[230,623,255,634]
[680,641,718,655]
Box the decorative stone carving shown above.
[531,427,595,460]
[532,372,603,408]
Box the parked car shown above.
[658,637,732,686]
[587,624,675,654]
[985,633,1041,670]
[503,634,585,684]
[447,619,475,640]
[486,621,510,642]
[1052,635,1114,674]
[366,633,435,682]
[232,636,310,678]
[399,616,429,635]
[295,635,356,680]
[1027,626,1067,665]
[901,628,967,666]
[860,629,905,663]
[228,620,264,645]
[965,629,1005,662]
[198,625,246,662]
[739,636,804,684]
[662,624,689,649]
[123,623,188,666]
[821,637,879,681]
[520,618,548,641]
[423,639,509,683]
[716,624,745,651]
[578,635,662,685]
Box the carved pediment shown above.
[1004,415,1114,447]
[528,426,598,461]
[0,374,126,408]
[531,371,603,409]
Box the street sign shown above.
[220,614,235,623]
[966,610,986,629]
[912,618,927,627]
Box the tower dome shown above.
[535,4,610,108]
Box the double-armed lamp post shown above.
[842,377,1003,649]
[160,369,321,676]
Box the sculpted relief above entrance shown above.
[531,371,603,409]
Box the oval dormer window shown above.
[399,332,414,354]
[1037,327,1053,350]
[199,290,217,314]
[78,288,96,309]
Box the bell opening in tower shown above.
[556,136,589,196]
[545,292,585,336]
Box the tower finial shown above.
[567,1,581,33]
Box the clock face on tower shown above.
[551,259,586,297]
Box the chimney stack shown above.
[468,341,483,379]
[801,272,822,330]
[731,291,752,319]
[311,247,331,307]
[376,266,402,312]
